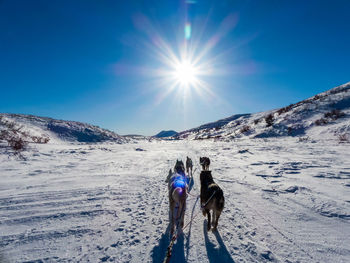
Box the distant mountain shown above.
[176,82,350,142]
[0,114,127,143]
[154,130,178,138]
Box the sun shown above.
[173,60,198,87]
[125,11,241,107]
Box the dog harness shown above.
[170,173,188,189]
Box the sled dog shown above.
[167,160,188,236]
[200,157,210,171]
[186,156,193,176]
[200,170,224,231]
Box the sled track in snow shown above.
[0,186,119,261]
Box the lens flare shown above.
[184,23,191,40]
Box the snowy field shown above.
[1,138,350,262]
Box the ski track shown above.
[1,139,350,262]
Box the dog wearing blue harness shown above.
[167,160,189,236]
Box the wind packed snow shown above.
[1,138,349,262]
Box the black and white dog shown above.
[200,170,224,231]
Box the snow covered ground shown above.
[1,138,349,262]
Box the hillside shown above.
[176,82,350,142]
[0,114,127,144]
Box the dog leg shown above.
[212,210,221,232]
[212,210,216,227]
[206,209,211,231]
[201,196,207,216]
[181,202,186,229]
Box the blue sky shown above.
[1,0,349,135]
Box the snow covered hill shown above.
[176,82,350,142]
[0,113,127,144]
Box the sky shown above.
[1,0,350,135]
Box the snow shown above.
[1,138,349,262]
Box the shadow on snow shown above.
[151,224,185,263]
[203,220,235,263]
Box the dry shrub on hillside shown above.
[277,104,293,115]
[315,109,345,126]
[324,109,345,120]
[315,118,329,126]
[240,125,251,134]
[298,136,309,142]
[338,133,349,143]
[0,117,50,152]
[265,114,274,127]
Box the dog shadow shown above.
[203,220,235,263]
[151,224,186,263]
[185,195,199,261]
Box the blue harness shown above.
[170,172,189,189]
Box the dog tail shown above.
[215,189,225,211]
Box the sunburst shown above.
[115,10,245,120]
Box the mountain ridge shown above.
[174,82,350,141]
